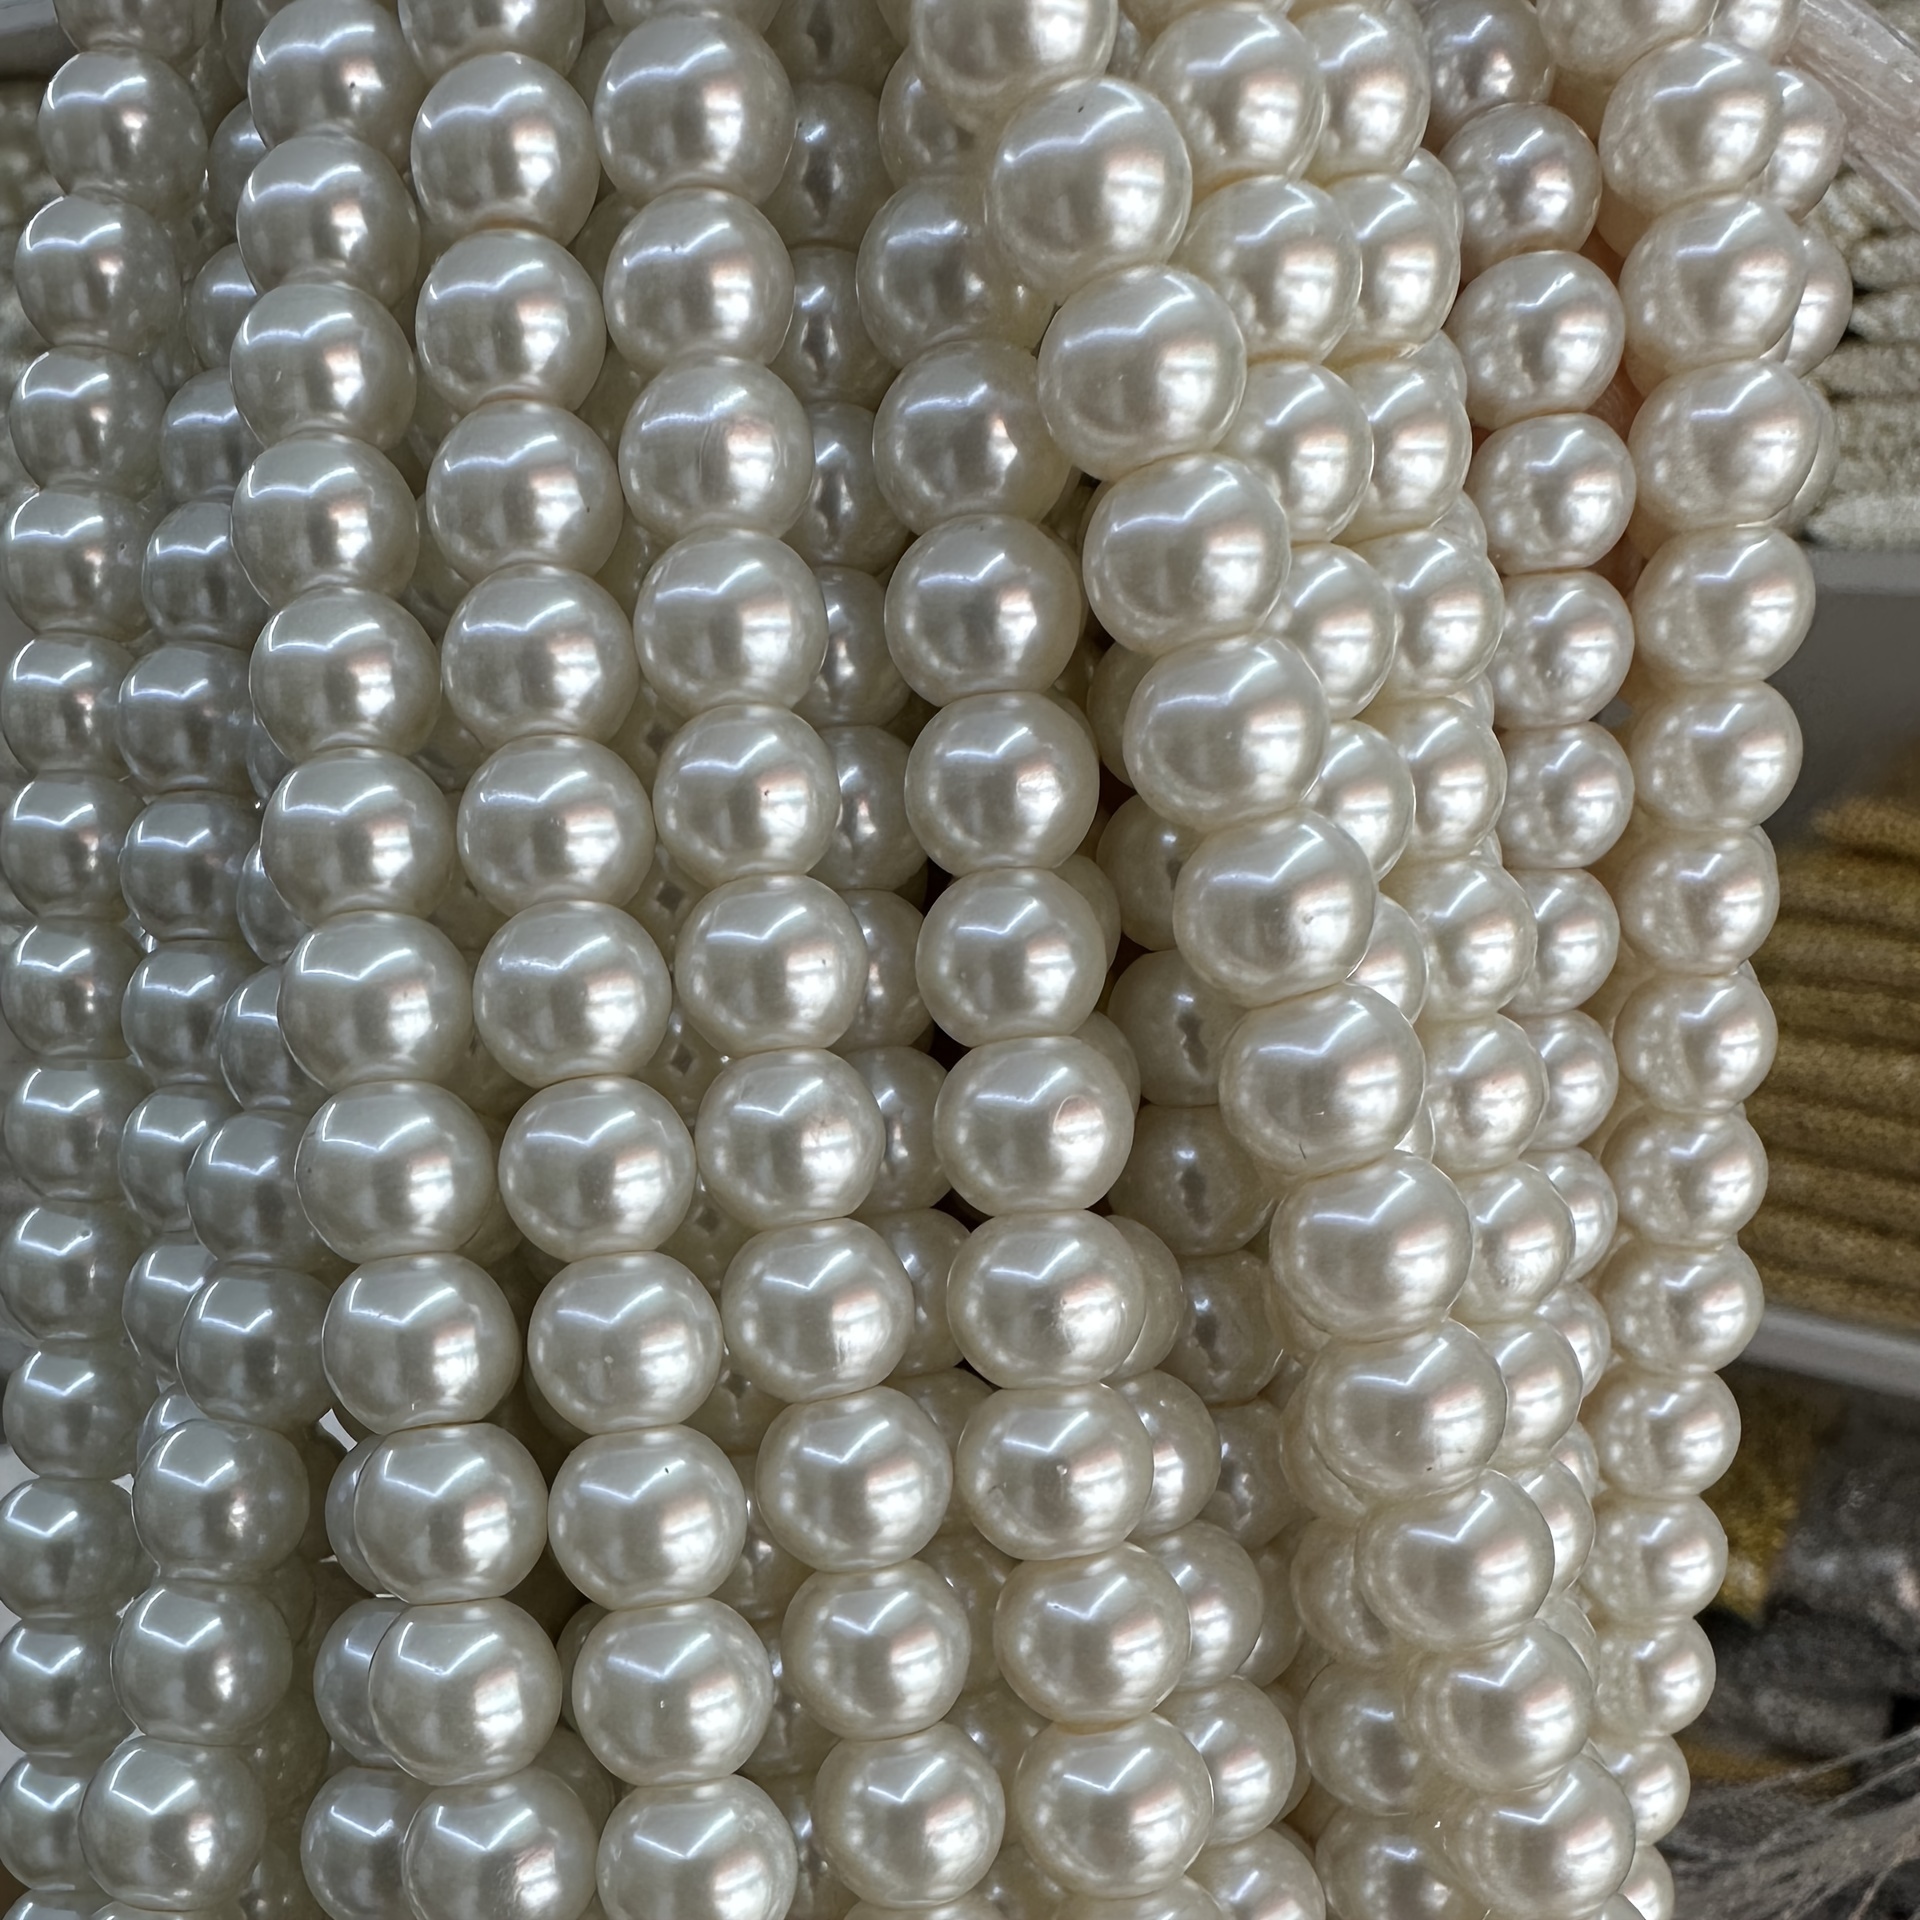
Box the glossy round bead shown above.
[228,434,418,609]
[721,1218,913,1401]
[1307,720,1415,876]
[619,359,812,543]
[594,11,795,204]
[1356,1468,1556,1651]
[1627,681,1799,830]
[674,875,865,1054]
[633,532,825,715]
[368,1597,562,1785]
[1326,173,1460,362]
[132,1415,308,1580]
[987,78,1191,300]
[755,1386,950,1571]
[302,1767,428,1920]
[297,1081,496,1261]
[10,348,164,496]
[1629,360,1821,533]
[884,514,1084,705]
[1443,105,1600,279]
[358,1417,547,1595]
[1175,176,1359,367]
[1141,6,1323,190]
[597,1776,798,1920]
[606,188,795,374]
[427,400,623,580]
[79,1737,265,1909]
[278,911,471,1089]
[910,0,1115,132]
[237,131,420,306]
[1038,267,1246,480]
[873,340,1069,531]
[814,1724,1004,1907]
[696,1049,882,1229]
[6,487,159,641]
[0,1609,122,1755]
[782,1559,971,1739]
[323,1253,521,1434]
[943,1210,1142,1388]
[499,1075,694,1258]
[1172,810,1374,1008]
[525,1251,721,1436]
[412,52,597,242]
[0,1474,143,1618]
[547,1426,745,1609]
[109,1577,290,1744]
[654,704,840,886]
[1272,1153,1473,1342]
[1443,1756,1637,1916]
[41,49,207,215]
[1632,524,1813,686]
[15,193,182,353]
[855,174,1044,365]
[229,287,413,456]
[249,0,424,165]
[1220,362,1369,544]
[173,1262,330,1430]
[916,867,1105,1046]
[456,734,654,914]
[250,587,439,762]
[957,1384,1153,1560]
[1084,453,1289,657]
[402,1770,598,1920]
[933,1034,1133,1215]
[1264,543,1395,721]
[906,692,1097,875]
[1012,1715,1213,1897]
[1220,985,1426,1177]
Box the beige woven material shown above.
[1748,762,1920,1328]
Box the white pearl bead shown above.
[1038,267,1246,481]
[1177,177,1361,366]
[987,79,1191,300]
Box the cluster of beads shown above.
[0,1,231,1914]
[0,0,1848,1916]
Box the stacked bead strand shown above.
[100,55,340,1912]
[885,10,1251,1920]
[1564,0,1847,1901]
[217,7,551,1915]
[0,8,217,1913]
[581,9,880,1920]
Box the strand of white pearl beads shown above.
[580,10,970,1920]
[102,37,348,1920]
[1275,12,1645,1918]
[976,9,1500,1920]
[241,5,630,1920]
[0,6,233,1915]
[213,10,535,1917]
[877,10,1286,1920]
[1563,0,1844,1909]
[983,17,1459,1920]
